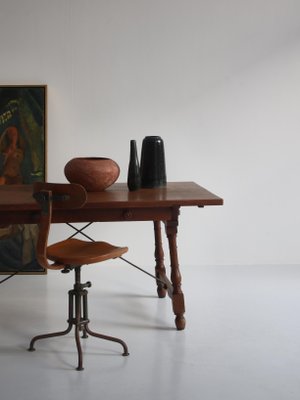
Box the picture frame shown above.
[0,85,47,274]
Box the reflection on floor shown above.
[1,264,300,400]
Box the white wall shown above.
[1,0,300,267]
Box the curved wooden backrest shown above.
[33,182,87,269]
[33,182,87,209]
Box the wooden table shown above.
[0,182,223,330]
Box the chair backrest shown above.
[33,182,87,269]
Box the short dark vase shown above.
[140,136,167,188]
[127,140,141,191]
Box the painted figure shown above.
[0,126,24,185]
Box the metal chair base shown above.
[28,267,129,371]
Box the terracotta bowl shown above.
[64,157,120,191]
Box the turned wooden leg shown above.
[164,207,186,330]
[154,221,167,298]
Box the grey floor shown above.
[1,263,300,400]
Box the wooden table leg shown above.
[153,221,167,298]
[164,207,186,330]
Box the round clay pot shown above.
[64,157,120,191]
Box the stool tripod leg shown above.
[75,324,84,371]
[82,288,129,356]
[84,325,129,356]
[28,289,75,351]
[28,324,73,351]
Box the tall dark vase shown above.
[140,136,167,188]
[127,140,141,191]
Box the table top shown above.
[0,182,223,211]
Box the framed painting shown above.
[0,85,47,274]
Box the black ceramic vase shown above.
[140,136,167,188]
[127,140,141,191]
